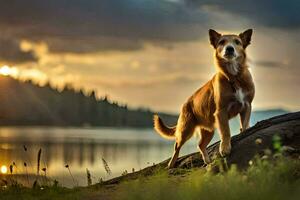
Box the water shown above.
[0,127,210,187]
[0,110,285,187]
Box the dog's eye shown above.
[234,39,241,45]
[218,40,225,46]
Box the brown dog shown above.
[154,29,255,168]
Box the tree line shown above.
[0,76,177,127]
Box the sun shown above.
[0,65,19,77]
[0,65,11,76]
[1,165,7,174]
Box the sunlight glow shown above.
[0,65,19,77]
[1,165,7,174]
[0,65,48,86]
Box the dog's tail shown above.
[153,115,176,140]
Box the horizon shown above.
[0,74,291,115]
[0,1,299,113]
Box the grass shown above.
[0,154,299,200]
[0,136,298,199]
[118,156,300,200]
[0,185,92,200]
[1,144,115,190]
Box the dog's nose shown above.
[226,46,234,54]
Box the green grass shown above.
[119,157,300,200]
[1,156,300,200]
[0,186,83,200]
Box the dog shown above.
[154,29,255,168]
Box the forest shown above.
[0,75,177,127]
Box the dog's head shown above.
[209,29,252,63]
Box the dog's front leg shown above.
[239,103,252,132]
[215,109,231,157]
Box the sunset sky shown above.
[0,0,299,113]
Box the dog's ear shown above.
[239,29,253,48]
[209,29,221,48]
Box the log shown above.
[102,111,300,185]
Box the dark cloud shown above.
[43,37,143,53]
[185,0,300,29]
[0,0,299,63]
[0,0,208,55]
[0,38,37,64]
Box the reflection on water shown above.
[0,127,210,187]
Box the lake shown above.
[0,126,220,187]
[0,110,286,187]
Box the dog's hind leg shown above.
[168,141,182,169]
[167,110,195,168]
[198,128,214,164]
[168,134,191,169]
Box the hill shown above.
[0,75,177,127]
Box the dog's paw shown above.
[219,142,231,157]
[167,163,176,169]
[203,156,212,165]
[201,153,212,164]
[165,165,173,170]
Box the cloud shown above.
[43,37,144,54]
[0,38,37,64]
[0,0,299,64]
[94,73,202,89]
[0,0,209,56]
[184,0,300,29]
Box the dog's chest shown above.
[234,88,246,106]
[227,87,247,114]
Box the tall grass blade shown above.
[65,164,76,187]
[37,148,42,175]
[86,168,92,186]
[102,157,112,176]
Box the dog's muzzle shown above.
[224,46,235,58]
